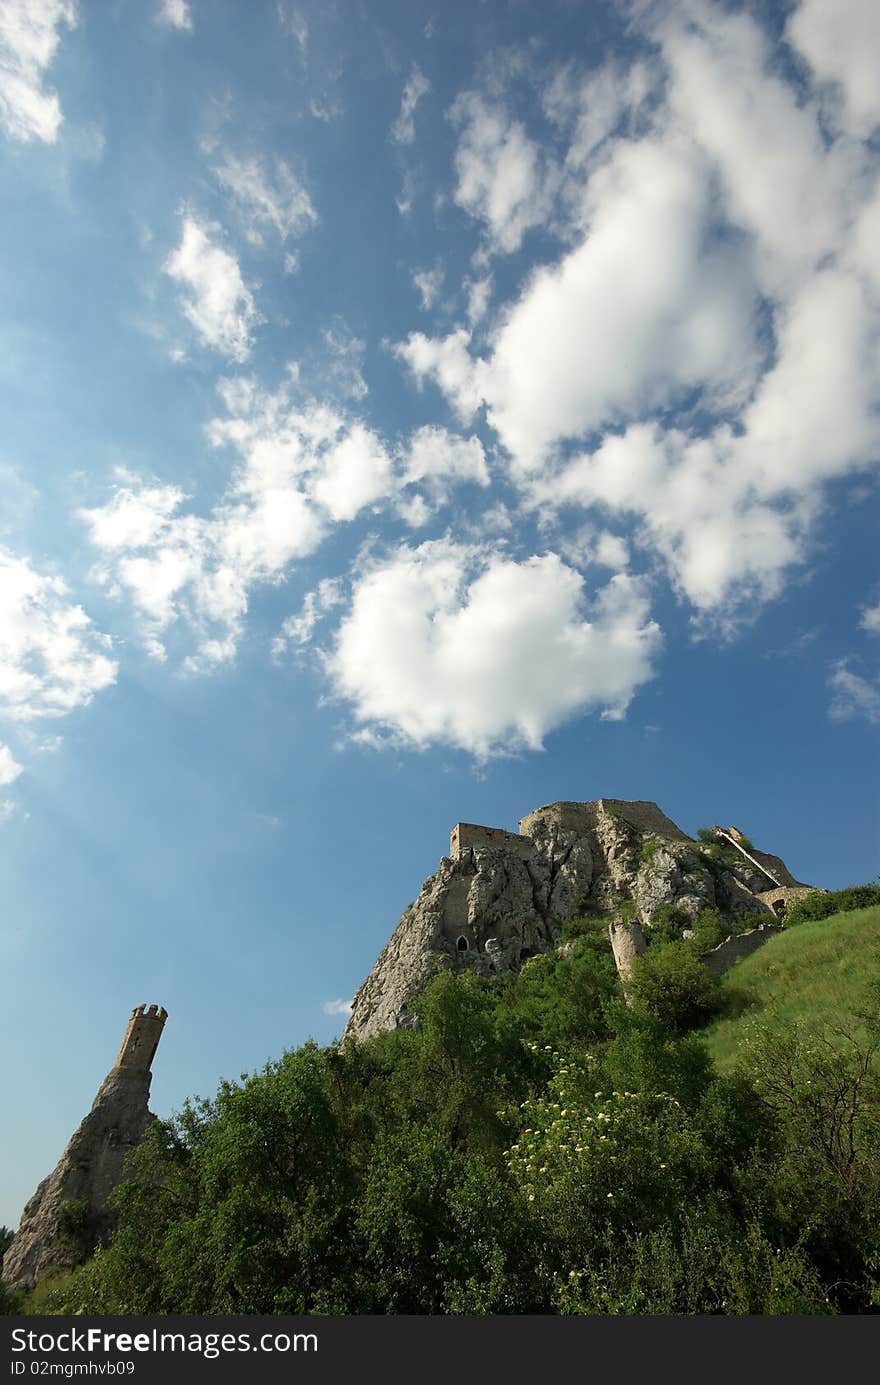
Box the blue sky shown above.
[1,0,879,1228]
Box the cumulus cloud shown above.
[326,540,660,756]
[164,216,261,361]
[0,0,76,143]
[450,92,559,254]
[157,0,192,31]
[828,660,880,725]
[390,64,429,145]
[0,547,117,721]
[398,426,489,527]
[393,0,880,627]
[786,0,880,140]
[0,742,23,785]
[322,997,353,1017]
[80,375,397,666]
[215,154,317,245]
[394,328,485,423]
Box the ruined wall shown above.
[450,823,535,860]
[700,923,784,976]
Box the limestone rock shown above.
[343,799,813,1043]
[3,1005,167,1292]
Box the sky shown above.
[1,0,879,1228]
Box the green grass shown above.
[704,906,880,1072]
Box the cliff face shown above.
[3,1006,167,1292]
[344,799,810,1044]
[2,1069,155,1290]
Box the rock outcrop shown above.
[344,800,813,1043]
[2,1005,167,1291]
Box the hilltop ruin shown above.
[2,1004,168,1292]
[344,799,816,1043]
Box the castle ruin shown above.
[344,798,817,1043]
[2,1004,168,1292]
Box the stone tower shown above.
[2,1004,168,1292]
[114,1003,168,1070]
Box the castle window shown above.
[456,935,469,952]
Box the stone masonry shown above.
[344,799,816,1043]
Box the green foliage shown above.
[0,1280,22,1315]
[640,837,662,867]
[48,910,880,1316]
[56,1198,96,1258]
[601,1004,715,1109]
[783,884,880,927]
[706,906,880,1071]
[696,827,717,846]
[733,1007,880,1309]
[628,942,722,1031]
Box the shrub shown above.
[628,943,722,1031]
[56,1198,96,1258]
[784,885,880,927]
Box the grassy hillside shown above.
[706,905,880,1071]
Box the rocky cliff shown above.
[3,1006,167,1291]
[344,800,812,1043]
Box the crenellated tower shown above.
[114,1003,168,1071]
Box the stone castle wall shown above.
[700,923,784,975]
[450,822,536,859]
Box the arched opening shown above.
[456,935,469,952]
[771,898,786,918]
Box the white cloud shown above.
[450,92,559,254]
[543,58,655,176]
[326,539,660,756]
[0,547,117,721]
[81,375,395,666]
[322,997,353,1017]
[391,1,880,629]
[273,578,344,659]
[164,216,261,361]
[0,743,23,785]
[860,602,880,635]
[481,132,762,474]
[786,0,880,140]
[215,154,317,244]
[0,0,76,143]
[394,328,485,422]
[595,532,629,570]
[312,423,392,521]
[465,276,491,326]
[654,2,862,298]
[828,660,880,724]
[398,426,488,526]
[390,64,429,145]
[412,266,444,311]
[157,0,192,31]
